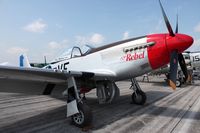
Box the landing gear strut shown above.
[64,76,92,128]
[129,78,146,105]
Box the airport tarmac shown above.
[0,75,200,133]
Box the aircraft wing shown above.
[0,66,115,84]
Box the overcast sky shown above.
[0,0,200,64]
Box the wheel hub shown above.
[73,111,84,124]
[176,80,181,87]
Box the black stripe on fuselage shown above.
[85,35,146,55]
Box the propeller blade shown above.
[159,0,175,36]
[169,51,178,90]
[175,14,178,33]
[178,53,189,82]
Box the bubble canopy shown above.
[50,45,93,64]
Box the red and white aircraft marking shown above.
[0,0,193,128]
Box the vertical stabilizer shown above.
[19,54,31,68]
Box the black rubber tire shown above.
[71,102,92,127]
[108,83,120,103]
[131,90,146,105]
[176,79,182,87]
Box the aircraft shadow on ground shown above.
[1,90,199,132]
[138,80,169,87]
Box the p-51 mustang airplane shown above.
[0,0,193,128]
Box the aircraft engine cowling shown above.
[96,81,120,104]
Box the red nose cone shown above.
[166,33,193,53]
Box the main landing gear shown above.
[64,77,146,128]
[129,78,146,105]
[64,76,92,128]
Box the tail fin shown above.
[19,54,31,68]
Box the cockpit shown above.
[50,45,94,64]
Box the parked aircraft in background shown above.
[183,51,200,70]
[149,64,191,87]
[0,0,193,128]
[150,51,200,87]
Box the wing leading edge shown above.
[0,66,115,84]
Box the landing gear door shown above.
[67,100,79,117]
